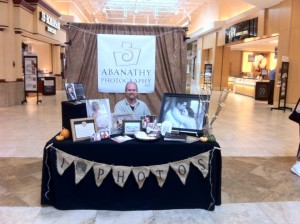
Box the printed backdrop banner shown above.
[97,34,156,93]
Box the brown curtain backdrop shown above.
[65,23,187,116]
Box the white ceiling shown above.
[45,0,284,26]
[42,0,282,51]
[67,0,217,26]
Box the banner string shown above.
[207,146,221,211]
[44,143,54,200]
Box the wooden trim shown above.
[26,0,61,17]
[13,0,35,12]
[16,78,23,82]
[0,79,5,83]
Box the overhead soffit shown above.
[242,0,284,9]
[228,36,278,52]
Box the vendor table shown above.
[41,136,221,211]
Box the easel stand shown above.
[21,55,42,105]
[271,99,292,112]
[21,89,42,105]
[271,61,292,112]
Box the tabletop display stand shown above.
[271,62,292,112]
[21,56,42,105]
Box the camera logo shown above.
[113,42,141,66]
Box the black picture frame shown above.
[158,93,210,134]
[65,83,86,101]
[123,120,142,136]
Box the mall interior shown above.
[0,0,300,223]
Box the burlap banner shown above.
[74,158,94,184]
[93,163,112,187]
[149,164,170,187]
[112,165,132,187]
[170,159,190,185]
[132,166,150,189]
[55,147,216,188]
[189,151,210,178]
[56,149,75,175]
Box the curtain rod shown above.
[65,23,187,38]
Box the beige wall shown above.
[0,0,66,107]
[265,0,300,103]
[188,0,255,35]
[219,0,255,21]
[29,43,52,73]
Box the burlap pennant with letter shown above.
[56,149,75,175]
[170,159,190,185]
[189,151,210,178]
[132,166,150,189]
[93,163,112,187]
[112,166,132,188]
[74,158,94,184]
[149,164,169,187]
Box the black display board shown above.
[271,62,292,112]
[42,77,56,95]
[255,82,270,101]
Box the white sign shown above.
[97,34,156,93]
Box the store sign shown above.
[225,17,258,44]
[39,11,60,34]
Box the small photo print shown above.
[111,113,133,135]
[141,115,156,129]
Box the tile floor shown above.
[0,90,299,224]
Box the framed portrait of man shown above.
[158,93,210,134]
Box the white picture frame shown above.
[85,99,112,134]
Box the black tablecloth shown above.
[41,136,221,211]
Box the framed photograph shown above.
[261,69,268,76]
[65,83,77,100]
[111,113,134,135]
[248,54,255,62]
[65,83,86,101]
[158,93,210,134]
[141,115,156,129]
[70,118,97,142]
[85,99,112,134]
[123,120,142,136]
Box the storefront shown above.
[223,16,278,101]
[188,1,299,105]
[0,0,66,106]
